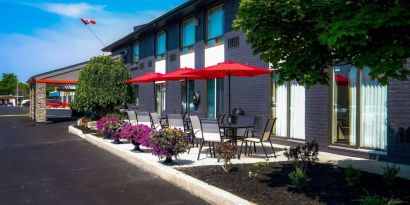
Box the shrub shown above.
[284,140,319,172]
[359,195,401,205]
[78,117,91,127]
[289,168,310,189]
[105,112,127,120]
[248,171,259,179]
[71,56,134,118]
[383,163,401,192]
[119,124,152,147]
[150,128,188,164]
[254,161,269,167]
[344,164,362,187]
[216,142,237,172]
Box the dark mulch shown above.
[178,162,410,205]
[73,125,97,134]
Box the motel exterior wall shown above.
[106,0,410,164]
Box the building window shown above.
[181,18,195,54]
[156,31,166,60]
[331,65,387,150]
[207,5,224,47]
[181,80,195,114]
[271,75,306,140]
[133,43,139,63]
[207,78,224,119]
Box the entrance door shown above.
[155,83,166,116]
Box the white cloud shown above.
[0,6,165,81]
[21,2,105,18]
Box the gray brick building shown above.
[101,0,410,165]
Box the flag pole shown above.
[84,24,105,47]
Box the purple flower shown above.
[149,128,189,159]
[119,124,153,147]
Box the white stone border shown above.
[68,125,255,205]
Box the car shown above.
[46,99,70,108]
[21,100,30,107]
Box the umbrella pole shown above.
[228,73,231,124]
[185,78,189,115]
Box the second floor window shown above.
[156,31,166,60]
[207,6,224,47]
[133,43,139,63]
[181,19,195,53]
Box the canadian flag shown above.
[80,18,96,25]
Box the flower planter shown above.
[131,141,143,152]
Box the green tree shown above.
[233,0,410,86]
[0,73,18,95]
[71,56,133,117]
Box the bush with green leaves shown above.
[254,161,269,167]
[359,195,401,205]
[289,168,310,189]
[344,164,362,187]
[283,140,319,172]
[71,56,134,118]
[383,164,401,191]
[234,0,410,86]
[216,142,237,172]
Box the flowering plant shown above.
[150,128,188,164]
[96,117,125,141]
[119,124,153,147]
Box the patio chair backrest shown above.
[235,115,256,137]
[167,114,185,131]
[137,112,151,127]
[127,110,138,125]
[189,116,203,139]
[218,114,225,126]
[150,112,161,130]
[200,120,222,142]
[261,118,276,141]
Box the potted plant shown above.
[150,128,188,165]
[96,117,125,143]
[119,124,153,152]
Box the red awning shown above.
[335,75,349,85]
[35,79,78,84]
[155,67,202,81]
[185,61,271,79]
[127,72,164,84]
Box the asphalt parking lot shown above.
[0,107,207,205]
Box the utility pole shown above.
[16,80,19,106]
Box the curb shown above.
[68,125,255,205]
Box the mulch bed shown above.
[178,162,410,205]
[73,125,97,134]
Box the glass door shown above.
[332,65,357,146]
[156,83,166,116]
[289,82,305,139]
[207,79,224,119]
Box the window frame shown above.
[156,31,166,60]
[132,42,140,64]
[206,5,224,48]
[328,65,388,151]
[180,17,196,54]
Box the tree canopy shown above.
[71,56,133,116]
[233,0,410,86]
[0,73,29,98]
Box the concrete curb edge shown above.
[68,125,255,205]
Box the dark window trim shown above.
[206,4,225,48]
[156,31,167,60]
[180,17,196,54]
[132,42,140,64]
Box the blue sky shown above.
[0,0,186,81]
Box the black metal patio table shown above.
[219,124,254,159]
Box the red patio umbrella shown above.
[127,72,165,112]
[185,61,271,122]
[155,68,202,114]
